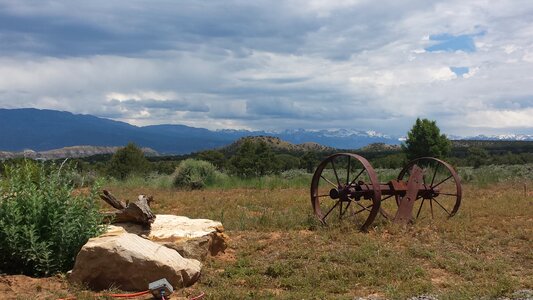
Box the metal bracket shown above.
[393,165,423,224]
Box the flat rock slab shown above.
[69,232,202,291]
[108,214,228,260]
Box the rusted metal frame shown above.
[393,165,424,224]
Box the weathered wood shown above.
[100,190,125,209]
[100,190,156,226]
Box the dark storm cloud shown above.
[0,1,319,57]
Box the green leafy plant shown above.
[0,160,105,276]
[173,159,218,189]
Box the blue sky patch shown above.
[425,32,484,53]
[450,66,469,77]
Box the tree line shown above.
[2,118,531,180]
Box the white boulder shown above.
[109,214,228,260]
[69,232,202,291]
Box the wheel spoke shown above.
[355,201,372,212]
[349,169,365,186]
[381,194,394,201]
[323,201,340,220]
[437,192,457,196]
[430,164,440,186]
[432,198,451,216]
[352,203,373,216]
[331,160,341,186]
[346,156,351,185]
[321,175,338,188]
[316,194,331,198]
[432,175,453,189]
[416,198,425,218]
[429,198,434,218]
[340,201,352,218]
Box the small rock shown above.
[69,232,202,291]
[408,296,439,300]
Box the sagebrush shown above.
[173,159,219,189]
[0,160,105,276]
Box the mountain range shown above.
[0,108,399,154]
[0,108,531,155]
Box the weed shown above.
[0,160,105,276]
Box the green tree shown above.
[276,154,300,171]
[229,140,279,177]
[197,150,227,170]
[107,143,150,179]
[467,147,490,168]
[402,118,451,160]
[300,151,319,173]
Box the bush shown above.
[0,160,105,276]
[229,140,280,177]
[173,159,218,189]
[106,143,150,179]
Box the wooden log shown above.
[100,190,125,209]
[100,190,156,226]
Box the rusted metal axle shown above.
[328,181,441,201]
[310,153,462,231]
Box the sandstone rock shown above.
[109,214,228,260]
[69,232,202,291]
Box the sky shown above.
[0,0,532,136]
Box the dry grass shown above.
[102,180,533,299]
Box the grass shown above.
[104,164,533,191]
[102,176,533,299]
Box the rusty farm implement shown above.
[310,154,462,231]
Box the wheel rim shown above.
[394,157,462,219]
[310,153,381,231]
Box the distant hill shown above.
[0,108,240,154]
[0,146,159,160]
[0,108,401,154]
[1,108,530,155]
[220,136,335,154]
[451,140,533,156]
[359,142,401,152]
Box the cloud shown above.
[464,108,533,128]
[0,0,532,136]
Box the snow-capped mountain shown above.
[464,134,533,141]
[0,108,530,154]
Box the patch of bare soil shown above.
[0,275,67,300]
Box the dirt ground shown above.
[0,275,67,300]
[0,275,197,300]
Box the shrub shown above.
[106,142,150,179]
[0,160,105,276]
[173,159,218,189]
[229,140,280,177]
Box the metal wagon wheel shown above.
[392,157,462,220]
[310,153,381,231]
